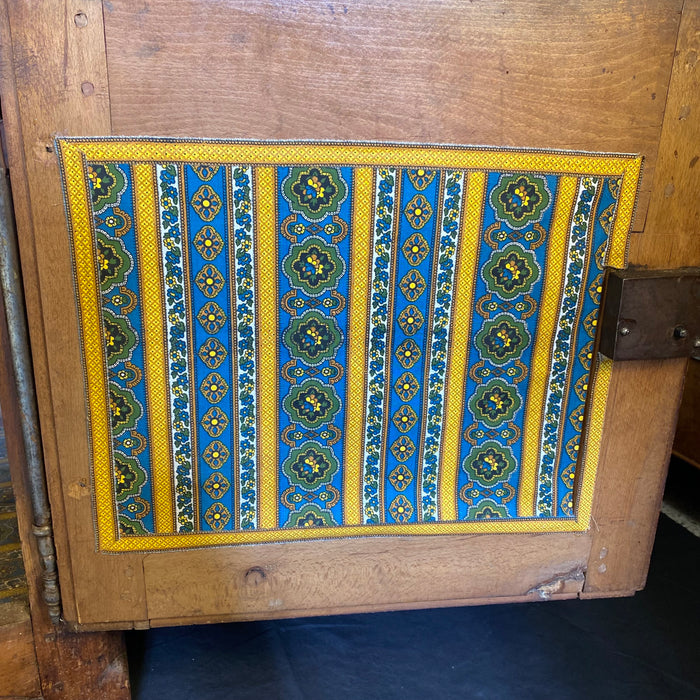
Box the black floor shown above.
[127,511,700,700]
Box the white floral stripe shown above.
[419,171,465,521]
[536,177,599,516]
[361,168,397,524]
[156,164,195,532]
[230,166,258,529]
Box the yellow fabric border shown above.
[254,167,278,531]
[56,139,632,552]
[133,164,175,533]
[438,172,486,522]
[61,157,117,550]
[574,356,612,524]
[343,168,374,525]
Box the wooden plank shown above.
[103,0,683,232]
[0,0,78,624]
[629,0,700,269]
[583,358,686,597]
[2,0,148,624]
[583,0,700,597]
[143,532,591,622]
[147,586,585,628]
[0,603,41,698]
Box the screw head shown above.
[674,325,689,339]
[619,325,631,336]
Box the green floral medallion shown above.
[490,174,550,229]
[282,167,348,221]
[118,516,148,536]
[109,383,142,436]
[283,379,340,429]
[469,379,521,427]
[103,309,137,367]
[282,236,345,296]
[462,441,517,487]
[483,244,540,300]
[475,314,529,365]
[285,503,337,528]
[283,310,343,366]
[96,230,132,292]
[87,163,126,213]
[114,451,147,501]
[282,441,339,491]
[467,498,508,520]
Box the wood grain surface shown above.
[584,0,700,597]
[0,603,41,699]
[103,0,683,232]
[143,532,591,621]
[629,0,700,268]
[2,0,148,626]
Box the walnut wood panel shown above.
[143,532,590,622]
[0,0,78,624]
[103,0,683,232]
[629,0,700,269]
[1,0,147,625]
[582,358,687,597]
[583,0,700,597]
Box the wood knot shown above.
[244,566,267,587]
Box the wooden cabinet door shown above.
[1,0,697,628]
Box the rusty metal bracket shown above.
[599,268,700,361]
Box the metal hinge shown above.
[599,268,700,361]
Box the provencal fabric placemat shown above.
[56,139,642,552]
